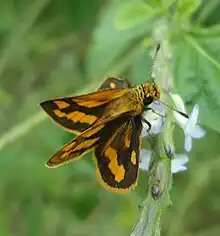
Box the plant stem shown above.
[130,18,174,236]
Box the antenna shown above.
[148,44,160,80]
[157,99,189,118]
[148,44,189,119]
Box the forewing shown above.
[46,116,130,168]
[94,115,142,193]
[40,88,128,134]
[98,77,131,90]
[46,124,107,167]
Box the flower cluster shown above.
[139,94,206,174]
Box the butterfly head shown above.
[141,82,161,107]
[151,82,161,100]
[145,82,160,99]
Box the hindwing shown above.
[94,115,142,193]
[45,115,137,169]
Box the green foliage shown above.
[173,26,220,133]
[115,1,155,30]
[0,0,220,235]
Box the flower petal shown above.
[141,109,164,137]
[174,114,187,130]
[170,94,186,113]
[171,158,188,173]
[185,104,199,134]
[151,119,164,134]
[171,154,189,173]
[139,149,152,171]
[190,125,206,139]
[139,149,189,174]
[171,93,188,129]
[151,101,165,113]
[184,135,192,152]
[141,118,163,137]
[190,104,199,126]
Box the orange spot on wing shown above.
[79,114,97,124]
[74,99,107,108]
[54,100,70,109]
[62,142,76,152]
[124,135,130,148]
[82,125,105,138]
[105,147,125,183]
[110,82,116,89]
[54,110,66,117]
[54,110,97,125]
[106,148,118,174]
[93,154,132,194]
[115,166,125,182]
[74,138,99,151]
[67,111,85,122]
[105,147,117,160]
[131,151,136,165]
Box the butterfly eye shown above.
[143,96,153,107]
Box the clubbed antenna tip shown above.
[156,43,160,52]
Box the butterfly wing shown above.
[45,124,105,167]
[98,77,130,90]
[46,115,132,168]
[45,110,143,193]
[94,115,142,193]
[40,87,129,134]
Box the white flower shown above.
[141,93,206,152]
[139,149,152,170]
[171,154,189,173]
[139,149,189,174]
[141,102,165,137]
[171,94,206,152]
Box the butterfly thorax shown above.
[97,82,161,124]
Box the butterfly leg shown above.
[142,117,152,132]
[141,117,154,147]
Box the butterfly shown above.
[40,45,162,193]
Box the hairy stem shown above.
[131,18,174,236]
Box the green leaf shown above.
[173,26,220,133]
[85,2,152,80]
[0,89,11,102]
[129,52,153,85]
[176,0,201,20]
[194,0,220,25]
[115,1,155,30]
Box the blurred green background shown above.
[1,0,220,235]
